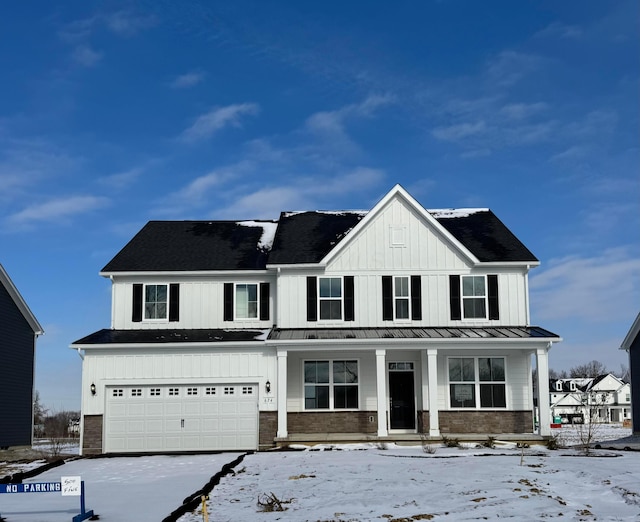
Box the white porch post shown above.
[376,349,388,437]
[427,348,440,437]
[277,348,288,438]
[536,345,551,437]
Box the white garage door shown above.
[104,384,258,453]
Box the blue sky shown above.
[1,1,638,411]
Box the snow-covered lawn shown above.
[0,426,637,522]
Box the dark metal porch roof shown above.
[268,326,559,342]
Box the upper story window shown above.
[132,283,179,323]
[382,275,422,321]
[319,277,342,320]
[448,357,506,409]
[394,276,410,320]
[235,284,258,319]
[145,284,168,320]
[462,276,486,319]
[449,274,499,321]
[306,276,354,322]
[223,282,270,322]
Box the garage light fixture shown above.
[265,380,271,393]
[90,383,96,396]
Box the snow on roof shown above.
[428,208,489,218]
[282,210,369,218]
[238,221,278,251]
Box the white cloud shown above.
[7,195,110,226]
[534,22,582,40]
[499,102,548,120]
[431,121,487,142]
[98,168,144,190]
[104,11,158,37]
[530,248,640,323]
[485,51,545,87]
[72,45,102,67]
[171,72,205,89]
[180,103,260,143]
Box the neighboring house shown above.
[71,185,561,455]
[0,264,44,448]
[621,312,640,434]
[549,374,631,424]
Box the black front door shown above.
[389,371,416,430]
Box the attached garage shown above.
[104,383,258,453]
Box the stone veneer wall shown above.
[287,411,378,434]
[82,415,103,455]
[259,411,277,449]
[438,411,533,434]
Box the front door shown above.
[389,371,416,430]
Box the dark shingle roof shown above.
[101,206,536,272]
[267,211,366,265]
[435,210,538,263]
[72,328,269,345]
[102,221,276,272]
[267,209,537,265]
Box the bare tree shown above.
[577,390,611,455]
[33,390,48,437]
[569,360,608,379]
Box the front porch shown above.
[263,327,559,449]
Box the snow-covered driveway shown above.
[0,453,243,522]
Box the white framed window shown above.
[187,387,198,396]
[242,386,253,395]
[235,283,258,319]
[168,388,179,396]
[224,387,235,395]
[304,360,359,410]
[144,284,168,320]
[205,387,216,395]
[461,276,487,319]
[150,388,161,397]
[394,276,410,320]
[112,389,123,397]
[448,357,506,408]
[131,388,142,397]
[318,277,343,321]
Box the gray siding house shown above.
[621,312,640,435]
[0,264,43,448]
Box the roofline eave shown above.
[100,269,272,278]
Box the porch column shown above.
[376,349,388,437]
[536,345,551,437]
[277,348,288,438]
[427,348,440,437]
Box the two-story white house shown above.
[550,374,631,424]
[71,185,561,454]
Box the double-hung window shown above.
[304,360,358,409]
[394,276,410,320]
[462,276,486,319]
[319,277,342,320]
[145,284,168,320]
[235,283,258,319]
[448,357,506,408]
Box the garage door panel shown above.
[105,384,258,453]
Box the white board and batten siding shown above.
[110,274,276,330]
[275,197,530,329]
